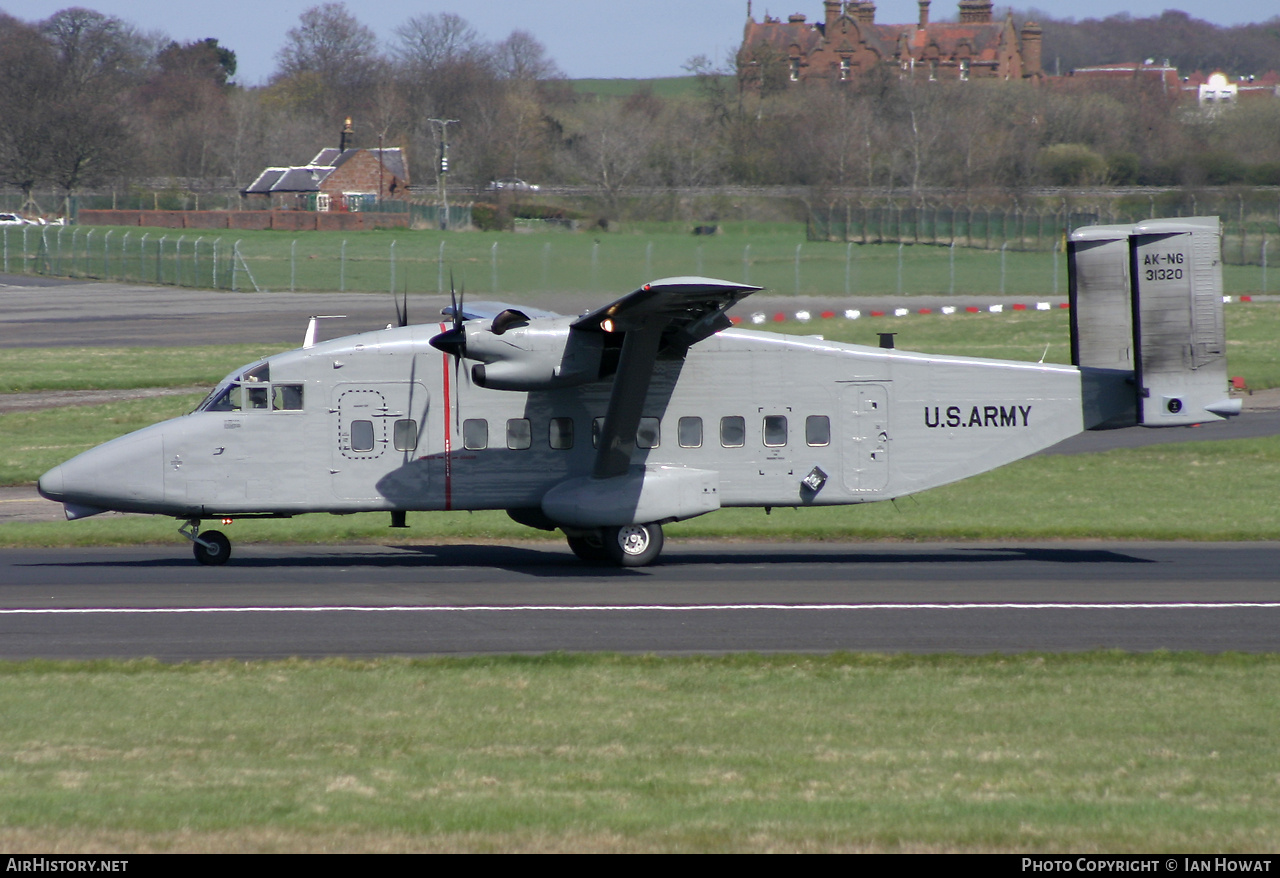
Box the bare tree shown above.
[494,30,561,82]
[274,3,382,124]
[393,13,488,72]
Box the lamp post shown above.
[428,118,459,231]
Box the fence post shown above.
[103,230,111,278]
[949,240,956,295]
[139,233,148,280]
[1053,239,1059,296]
[845,242,852,296]
[157,235,166,283]
[212,238,219,288]
[897,242,904,295]
[1000,242,1008,295]
[83,229,94,278]
[232,239,239,292]
[69,227,78,276]
[794,243,802,296]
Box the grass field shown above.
[0,653,1277,853]
[20,223,1277,297]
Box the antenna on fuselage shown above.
[303,315,347,349]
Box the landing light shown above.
[601,318,616,333]
[222,518,234,525]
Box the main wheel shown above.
[566,534,611,564]
[602,523,664,568]
[193,530,231,566]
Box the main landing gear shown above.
[180,520,231,566]
[566,522,664,567]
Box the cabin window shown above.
[763,415,788,447]
[350,420,375,453]
[637,417,660,449]
[463,418,488,450]
[507,418,531,450]
[806,415,831,446]
[273,384,304,411]
[245,386,270,411]
[393,419,417,452]
[243,362,270,383]
[549,417,574,450]
[591,417,604,448]
[721,416,745,448]
[678,416,703,448]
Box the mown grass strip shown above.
[0,653,1276,852]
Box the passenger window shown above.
[246,386,269,410]
[549,417,573,450]
[351,420,375,453]
[721,416,745,448]
[393,419,417,452]
[463,419,488,450]
[507,418,531,450]
[637,417,659,449]
[273,384,304,411]
[806,415,831,446]
[763,415,788,447]
[678,416,703,448]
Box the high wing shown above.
[576,277,761,479]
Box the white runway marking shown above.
[3,602,1280,615]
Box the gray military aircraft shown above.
[38,217,1239,566]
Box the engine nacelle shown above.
[463,317,605,391]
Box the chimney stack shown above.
[918,0,930,28]
[340,117,354,152]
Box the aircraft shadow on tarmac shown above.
[20,543,1154,574]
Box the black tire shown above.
[566,534,610,564]
[193,530,231,566]
[602,523,664,568]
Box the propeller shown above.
[429,274,470,433]
[430,271,467,359]
[393,275,409,328]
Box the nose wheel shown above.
[180,520,232,566]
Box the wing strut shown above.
[592,323,663,480]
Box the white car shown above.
[486,178,539,192]
[0,213,29,225]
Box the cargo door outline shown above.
[332,383,427,500]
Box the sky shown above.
[3,1,1277,86]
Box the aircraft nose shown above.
[38,428,167,515]
[37,464,64,500]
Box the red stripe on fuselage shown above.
[439,322,453,510]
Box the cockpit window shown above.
[245,386,269,410]
[273,384,304,411]
[243,362,270,383]
[200,383,242,412]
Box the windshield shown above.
[194,359,271,413]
